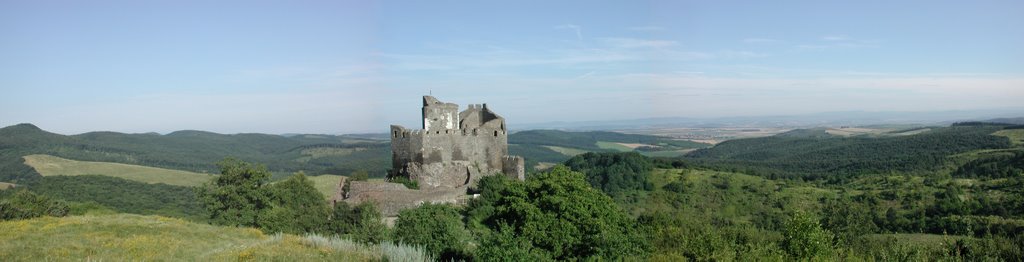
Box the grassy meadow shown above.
[305,174,345,199]
[994,129,1024,145]
[25,153,346,200]
[23,154,213,187]
[0,214,430,261]
[542,145,589,156]
[595,141,634,152]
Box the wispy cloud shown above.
[553,24,583,40]
[575,71,596,79]
[627,26,665,31]
[743,38,780,44]
[822,35,849,41]
[797,35,882,50]
[600,37,677,48]
[718,50,770,59]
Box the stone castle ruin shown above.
[332,96,524,217]
[390,96,525,188]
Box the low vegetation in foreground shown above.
[0,213,431,261]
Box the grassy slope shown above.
[685,125,1012,179]
[994,129,1024,145]
[596,141,633,152]
[542,145,589,156]
[306,175,344,199]
[23,154,213,187]
[26,152,344,200]
[0,214,425,261]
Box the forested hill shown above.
[0,124,706,184]
[685,124,1018,181]
[0,123,390,183]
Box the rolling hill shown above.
[0,124,707,184]
[684,124,1016,181]
[21,153,344,199]
[0,123,389,184]
[23,154,213,187]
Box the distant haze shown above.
[2,1,1022,135]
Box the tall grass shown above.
[301,233,434,262]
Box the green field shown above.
[595,141,633,152]
[994,129,1024,145]
[0,214,429,261]
[639,149,695,157]
[306,174,344,199]
[23,154,213,187]
[296,147,361,163]
[24,153,345,200]
[542,145,589,156]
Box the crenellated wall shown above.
[502,155,525,181]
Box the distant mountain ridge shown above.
[517,109,1024,131]
[983,117,1024,125]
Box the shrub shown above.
[782,211,835,259]
[329,201,389,244]
[195,158,271,227]
[259,172,331,234]
[393,203,470,260]
[0,189,69,220]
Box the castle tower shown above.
[422,96,459,131]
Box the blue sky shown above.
[2,0,1022,134]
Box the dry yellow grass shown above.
[23,154,213,187]
[0,182,15,190]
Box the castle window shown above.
[494,130,498,137]
[393,131,398,138]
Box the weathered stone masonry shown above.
[389,96,525,189]
[334,96,525,217]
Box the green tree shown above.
[821,195,878,243]
[564,152,654,196]
[329,201,388,244]
[195,158,271,227]
[782,211,835,260]
[393,203,471,260]
[350,170,370,181]
[259,172,330,234]
[0,189,69,220]
[470,166,649,260]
